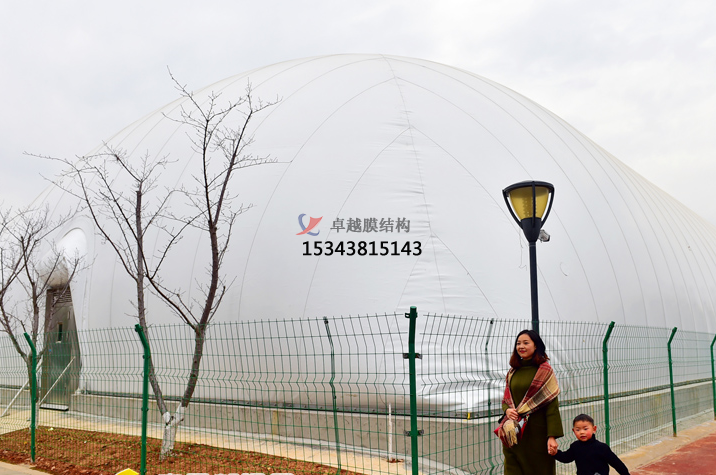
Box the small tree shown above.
[50,148,178,425]
[0,207,26,354]
[0,205,80,396]
[48,76,278,457]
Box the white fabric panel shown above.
[38,54,716,335]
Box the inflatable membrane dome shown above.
[43,54,716,334]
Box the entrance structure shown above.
[40,288,80,410]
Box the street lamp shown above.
[502,180,555,334]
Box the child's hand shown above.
[547,436,558,455]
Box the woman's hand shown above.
[505,408,519,420]
[547,436,558,455]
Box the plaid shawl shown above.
[494,361,560,448]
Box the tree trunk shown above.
[160,405,185,457]
[159,326,205,458]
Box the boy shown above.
[550,414,630,475]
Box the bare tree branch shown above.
[0,205,82,391]
[34,73,280,458]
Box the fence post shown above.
[404,306,421,475]
[602,321,615,446]
[711,333,716,421]
[322,317,342,475]
[484,318,496,473]
[134,324,151,475]
[667,327,678,437]
[23,333,37,464]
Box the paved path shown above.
[0,461,37,475]
[615,419,716,475]
[632,430,716,475]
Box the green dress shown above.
[502,359,564,475]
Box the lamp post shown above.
[502,180,555,335]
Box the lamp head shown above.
[502,180,555,242]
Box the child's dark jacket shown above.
[554,435,630,475]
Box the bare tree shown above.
[0,205,80,393]
[49,148,177,419]
[0,207,27,354]
[46,76,278,457]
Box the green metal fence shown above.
[1,311,715,475]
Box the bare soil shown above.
[0,426,363,475]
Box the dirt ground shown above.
[0,426,364,475]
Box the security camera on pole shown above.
[502,181,555,335]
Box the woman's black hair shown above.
[509,329,549,368]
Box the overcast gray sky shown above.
[2,0,715,225]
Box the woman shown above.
[497,329,563,475]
